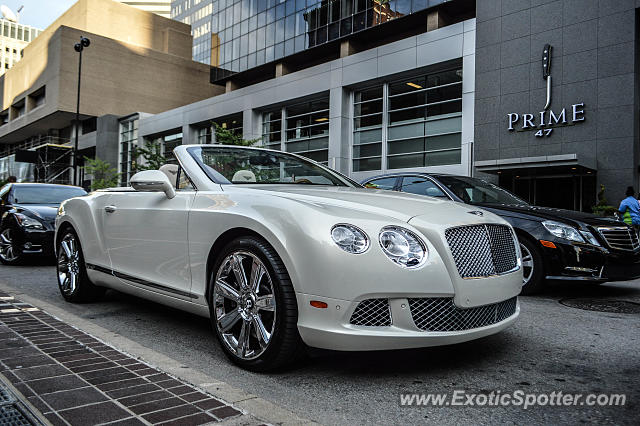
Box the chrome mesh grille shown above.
[597,226,640,252]
[445,224,518,278]
[408,297,518,331]
[349,299,392,326]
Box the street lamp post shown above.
[73,36,90,186]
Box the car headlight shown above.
[542,220,584,243]
[379,226,427,268]
[14,213,44,230]
[331,224,369,254]
[579,230,601,247]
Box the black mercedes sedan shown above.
[362,173,640,294]
[0,183,87,265]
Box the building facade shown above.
[0,0,222,184]
[142,0,475,183]
[473,0,639,211]
[117,1,172,18]
[0,18,41,76]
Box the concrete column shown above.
[181,123,194,144]
[225,80,239,93]
[275,62,289,78]
[340,40,356,58]
[427,10,449,32]
[328,87,351,174]
[242,108,262,143]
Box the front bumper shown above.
[541,240,640,282]
[296,293,519,351]
[20,229,55,256]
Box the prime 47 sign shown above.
[507,103,585,137]
[507,44,585,137]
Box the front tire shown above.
[0,226,24,265]
[209,236,303,372]
[56,229,104,303]
[519,236,545,295]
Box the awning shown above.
[474,154,596,175]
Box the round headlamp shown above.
[331,224,369,254]
[379,226,427,268]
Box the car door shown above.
[399,176,451,199]
[103,169,196,299]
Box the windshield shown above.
[434,175,529,206]
[12,186,87,204]
[188,146,356,187]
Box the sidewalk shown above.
[0,291,246,426]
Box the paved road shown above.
[1,261,639,425]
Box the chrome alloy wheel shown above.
[520,242,534,286]
[57,234,81,295]
[0,228,18,262]
[214,251,276,360]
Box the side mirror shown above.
[130,170,176,199]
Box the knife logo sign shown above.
[542,44,552,110]
[506,43,585,137]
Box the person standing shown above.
[619,186,640,228]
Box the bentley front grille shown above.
[597,226,640,252]
[408,297,518,332]
[445,224,518,278]
[349,299,392,327]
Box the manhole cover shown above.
[559,298,640,314]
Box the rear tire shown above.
[519,236,545,295]
[56,229,104,303]
[209,236,303,372]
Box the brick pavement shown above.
[0,292,245,426]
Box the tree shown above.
[132,140,166,172]
[83,156,119,190]
[592,184,616,217]
[212,123,260,146]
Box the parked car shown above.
[56,145,522,371]
[0,183,87,265]
[362,173,640,294]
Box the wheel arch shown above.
[204,227,289,305]
[513,228,549,271]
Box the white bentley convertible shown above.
[56,145,522,371]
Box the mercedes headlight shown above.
[579,230,601,247]
[15,213,44,230]
[542,220,584,243]
[331,224,369,254]
[379,226,427,268]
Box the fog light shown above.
[23,242,32,249]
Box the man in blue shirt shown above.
[619,186,640,226]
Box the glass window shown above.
[364,177,397,190]
[284,97,330,164]
[387,68,462,170]
[262,108,282,150]
[188,146,352,185]
[400,176,447,197]
[12,186,87,204]
[119,118,139,186]
[353,85,383,172]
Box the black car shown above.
[362,173,640,294]
[0,183,87,265]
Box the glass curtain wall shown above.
[261,96,330,164]
[118,118,138,186]
[209,0,444,79]
[353,67,462,172]
[197,113,244,143]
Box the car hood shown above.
[234,185,506,225]
[14,204,59,221]
[475,203,621,227]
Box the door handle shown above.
[104,205,117,213]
